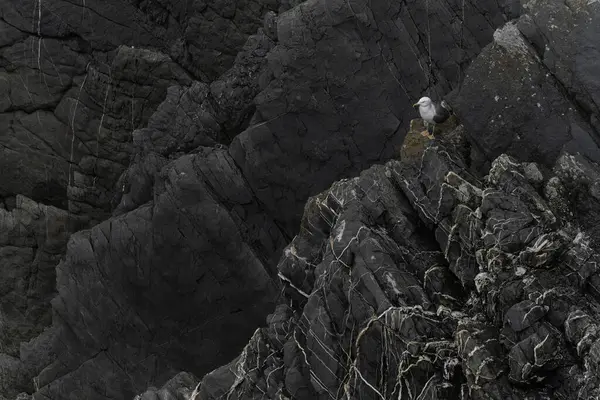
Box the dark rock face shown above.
[0,0,276,220]
[0,32,88,210]
[134,372,200,400]
[0,0,276,80]
[230,0,518,235]
[0,19,190,220]
[2,0,599,399]
[173,0,279,81]
[195,127,600,399]
[114,29,276,215]
[28,147,286,400]
[551,153,600,248]
[0,197,87,398]
[1,1,281,396]
[453,0,600,171]
[63,46,193,221]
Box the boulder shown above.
[453,1,600,171]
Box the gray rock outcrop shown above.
[194,127,600,399]
[453,0,600,170]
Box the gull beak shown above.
[413,102,419,108]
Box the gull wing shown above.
[432,102,451,123]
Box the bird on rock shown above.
[413,96,452,138]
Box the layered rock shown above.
[28,146,285,400]
[63,46,193,221]
[0,0,276,81]
[172,0,279,80]
[0,31,89,210]
[1,1,283,397]
[113,28,276,216]
[134,372,200,400]
[194,126,600,399]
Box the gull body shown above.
[412,96,452,135]
[413,97,450,124]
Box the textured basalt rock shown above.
[0,0,276,81]
[0,35,192,221]
[192,126,600,399]
[113,28,276,216]
[0,0,277,221]
[134,372,200,400]
[63,46,193,222]
[1,2,283,396]
[172,0,279,81]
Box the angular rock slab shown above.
[31,149,284,400]
[454,1,600,170]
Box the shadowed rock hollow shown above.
[1,0,600,399]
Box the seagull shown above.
[413,97,452,138]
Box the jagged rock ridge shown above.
[196,127,600,399]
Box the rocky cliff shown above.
[1,0,599,398]
[194,127,600,399]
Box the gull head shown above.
[413,97,432,109]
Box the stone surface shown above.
[27,147,287,400]
[0,197,87,398]
[452,0,600,171]
[134,372,199,400]
[62,46,193,222]
[113,29,276,216]
[0,0,277,222]
[1,4,283,396]
[230,0,519,235]
[1,0,600,398]
[192,127,600,400]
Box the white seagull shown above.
[413,96,452,138]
